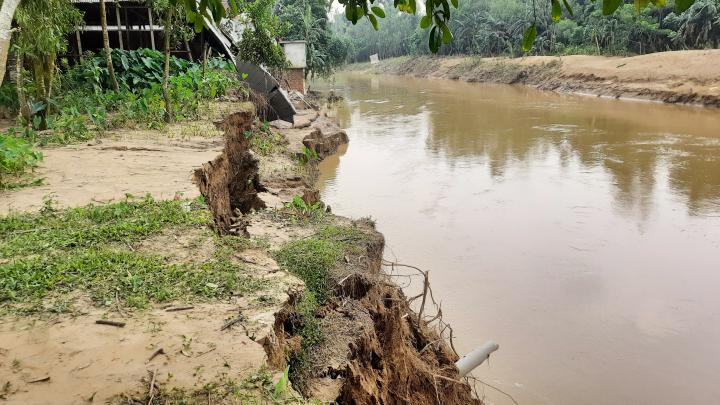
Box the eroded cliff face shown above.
[193,111,265,235]
[195,102,480,404]
[263,220,480,405]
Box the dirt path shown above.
[0,135,222,215]
[349,50,720,107]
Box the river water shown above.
[313,73,720,405]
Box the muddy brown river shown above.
[314,73,720,405]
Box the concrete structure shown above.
[69,0,234,62]
[370,53,379,64]
[280,40,307,94]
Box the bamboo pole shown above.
[75,30,83,59]
[115,2,124,50]
[147,7,155,50]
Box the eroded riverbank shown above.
[346,50,720,107]
[314,73,720,405]
[0,98,478,403]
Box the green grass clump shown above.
[249,123,286,156]
[274,239,340,304]
[287,291,322,393]
[0,195,209,258]
[273,224,371,391]
[1,250,263,310]
[0,195,266,314]
[273,225,369,303]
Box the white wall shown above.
[281,41,307,68]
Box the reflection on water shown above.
[315,73,720,405]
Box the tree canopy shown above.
[332,0,716,61]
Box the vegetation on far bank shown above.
[333,0,720,61]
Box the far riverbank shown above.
[345,50,720,107]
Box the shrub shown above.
[0,130,43,187]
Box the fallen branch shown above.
[95,319,126,328]
[148,348,165,362]
[28,376,50,384]
[147,368,158,405]
[220,314,245,331]
[165,305,195,312]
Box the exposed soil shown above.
[260,216,480,404]
[348,50,720,107]
[0,135,222,215]
[0,229,301,404]
[1,96,479,404]
[193,111,266,235]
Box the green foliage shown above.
[333,0,699,53]
[63,49,235,94]
[334,0,714,59]
[284,195,324,218]
[278,0,349,77]
[0,195,268,314]
[287,291,322,392]
[298,145,319,165]
[274,238,340,303]
[4,49,244,142]
[48,108,92,144]
[248,123,286,156]
[12,0,83,60]
[0,131,43,188]
[236,0,288,70]
[274,225,367,303]
[273,366,291,400]
[0,83,18,118]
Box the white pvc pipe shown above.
[455,340,499,377]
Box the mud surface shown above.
[0,136,222,215]
[348,50,720,107]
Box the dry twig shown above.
[147,368,158,405]
[95,319,126,328]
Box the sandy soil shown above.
[0,246,301,405]
[0,135,222,215]
[351,50,720,106]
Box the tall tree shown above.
[0,0,21,87]
[99,0,119,91]
[13,0,82,126]
[161,5,174,122]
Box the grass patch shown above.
[274,239,340,304]
[0,195,267,314]
[117,366,316,404]
[273,224,369,391]
[0,195,209,258]
[274,224,369,303]
[287,291,323,392]
[0,176,44,191]
[248,122,286,156]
